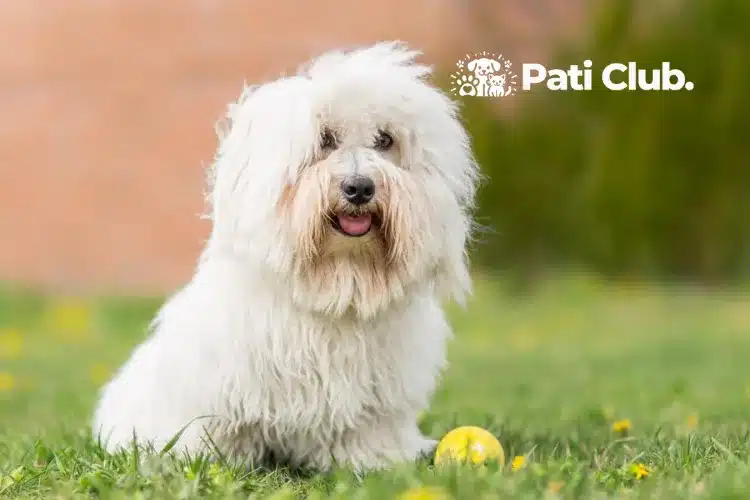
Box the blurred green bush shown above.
[459,0,750,283]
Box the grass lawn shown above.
[1,274,750,498]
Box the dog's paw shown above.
[333,424,435,473]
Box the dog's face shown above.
[467,57,501,78]
[206,43,478,318]
[489,74,505,86]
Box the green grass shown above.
[2,274,750,498]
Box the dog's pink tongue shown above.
[337,214,372,235]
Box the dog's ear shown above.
[467,59,477,71]
[490,59,501,71]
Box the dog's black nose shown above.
[341,175,375,205]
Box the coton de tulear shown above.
[92,41,479,473]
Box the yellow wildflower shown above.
[0,372,16,392]
[0,328,23,359]
[398,486,451,500]
[686,413,699,429]
[46,299,92,341]
[612,419,632,433]
[630,463,649,480]
[89,363,111,386]
[511,455,526,471]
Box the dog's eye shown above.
[320,129,338,150]
[374,130,393,151]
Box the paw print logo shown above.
[454,74,479,96]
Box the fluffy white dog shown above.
[92,41,479,473]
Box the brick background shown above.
[0,0,584,294]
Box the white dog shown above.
[92,42,479,473]
[467,57,501,96]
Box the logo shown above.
[449,52,518,98]
[450,53,695,97]
[522,61,694,91]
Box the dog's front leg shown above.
[331,416,436,473]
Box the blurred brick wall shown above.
[0,0,584,294]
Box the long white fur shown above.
[92,41,479,472]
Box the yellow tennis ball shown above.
[434,426,505,466]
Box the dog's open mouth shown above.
[332,213,378,237]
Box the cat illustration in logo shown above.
[487,73,507,97]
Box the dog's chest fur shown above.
[225,297,443,434]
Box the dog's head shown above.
[489,74,506,86]
[467,57,501,78]
[205,42,478,319]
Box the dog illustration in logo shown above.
[488,73,507,97]
[467,57,501,96]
